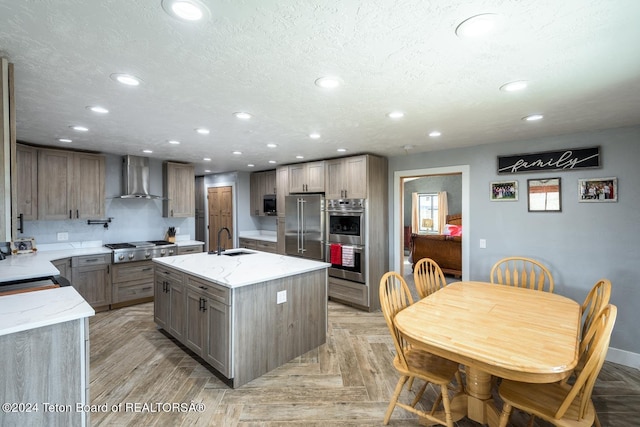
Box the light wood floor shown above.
[89,300,639,426]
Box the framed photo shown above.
[528,178,561,212]
[578,177,617,202]
[10,237,37,254]
[490,180,518,201]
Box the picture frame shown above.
[578,177,617,202]
[490,180,518,201]
[527,177,561,212]
[10,237,37,254]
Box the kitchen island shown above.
[153,249,330,388]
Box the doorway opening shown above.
[393,165,470,280]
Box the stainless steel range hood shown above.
[117,155,162,199]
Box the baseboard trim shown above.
[606,347,640,369]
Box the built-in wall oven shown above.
[326,199,366,283]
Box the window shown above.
[418,193,438,233]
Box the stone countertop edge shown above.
[0,287,95,336]
[153,251,329,289]
[238,231,277,243]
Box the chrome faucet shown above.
[217,227,232,255]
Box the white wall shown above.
[388,125,640,366]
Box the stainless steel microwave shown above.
[263,194,277,215]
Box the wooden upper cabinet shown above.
[38,148,105,220]
[16,144,38,221]
[163,162,195,217]
[325,155,368,199]
[276,166,288,217]
[249,170,276,216]
[288,161,325,193]
[74,152,106,219]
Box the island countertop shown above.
[153,249,330,288]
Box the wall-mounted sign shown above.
[497,146,600,174]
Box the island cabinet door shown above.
[154,276,170,329]
[203,298,231,377]
[168,282,186,341]
[185,288,206,355]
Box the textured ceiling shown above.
[1,0,640,175]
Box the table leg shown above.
[465,365,500,426]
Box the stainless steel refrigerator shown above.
[285,194,325,261]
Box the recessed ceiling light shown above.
[87,106,109,114]
[309,133,321,139]
[523,114,544,121]
[168,140,181,145]
[500,80,528,92]
[195,128,210,135]
[429,131,442,137]
[315,76,342,89]
[110,73,141,86]
[143,149,153,154]
[232,151,242,155]
[403,145,413,150]
[387,111,404,119]
[268,160,277,164]
[267,143,278,148]
[296,155,304,159]
[58,138,72,143]
[204,169,211,173]
[162,0,209,21]
[337,148,347,153]
[203,157,211,161]
[247,164,255,167]
[70,125,89,132]
[455,13,502,38]
[234,112,252,120]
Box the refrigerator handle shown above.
[300,198,306,253]
[297,198,302,253]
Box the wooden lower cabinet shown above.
[51,257,71,279]
[177,244,203,255]
[239,237,277,254]
[153,263,325,388]
[71,254,111,310]
[111,261,155,307]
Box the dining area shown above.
[380,256,616,427]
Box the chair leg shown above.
[439,383,454,427]
[407,376,415,391]
[498,402,512,427]
[383,376,408,425]
[526,414,536,427]
[410,381,429,407]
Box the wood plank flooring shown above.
[89,300,639,426]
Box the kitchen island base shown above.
[154,260,327,388]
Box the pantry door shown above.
[207,186,233,252]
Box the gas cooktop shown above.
[104,240,177,263]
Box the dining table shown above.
[394,281,580,427]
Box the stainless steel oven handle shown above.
[325,242,364,251]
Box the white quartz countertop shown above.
[0,245,112,283]
[153,250,329,288]
[238,230,277,243]
[0,286,94,336]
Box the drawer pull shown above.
[84,258,98,262]
[142,267,152,272]
[142,286,152,291]
[199,286,208,290]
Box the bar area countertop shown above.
[152,249,330,288]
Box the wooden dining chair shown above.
[413,257,447,299]
[490,256,555,292]
[379,271,460,427]
[497,304,617,427]
[580,279,612,342]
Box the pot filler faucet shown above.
[217,227,232,255]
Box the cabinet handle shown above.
[85,258,98,262]
[69,210,72,219]
[142,286,152,291]
[17,213,24,233]
[142,267,152,272]
[170,209,174,217]
[202,298,207,312]
[199,286,208,290]
[76,209,79,218]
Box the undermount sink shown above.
[223,250,255,256]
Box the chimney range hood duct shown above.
[118,155,162,199]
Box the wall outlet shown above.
[276,290,287,304]
[479,239,487,249]
[57,232,69,241]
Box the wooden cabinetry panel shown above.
[288,161,325,193]
[325,155,367,199]
[112,261,154,305]
[71,259,110,310]
[177,244,203,254]
[15,144,38,220]
[51,257,71,279]
[163,162,195,217]
[249,169,276,216]
[37,149,105,220]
